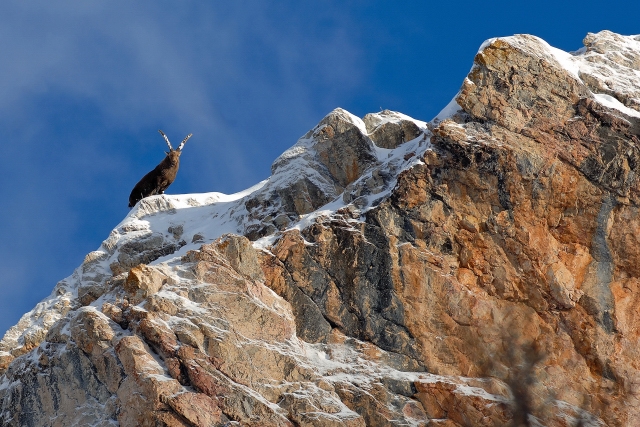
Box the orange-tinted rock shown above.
[414,380,511,427]
[259,32,640,427]
[165,392,222,427]
[124,264,168,304]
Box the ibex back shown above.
[128,130,193,208]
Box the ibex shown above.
[128,130,193,208]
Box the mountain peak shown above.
[2,31,640,426]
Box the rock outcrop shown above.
[2,30,640,426]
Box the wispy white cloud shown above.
[0,1,368,333]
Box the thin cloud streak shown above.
[0,2,367,334]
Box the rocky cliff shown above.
[2,30,640,426]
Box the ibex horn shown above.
[158,130,173,150]
[177,133,193,151]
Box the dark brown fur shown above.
[128,131,192,208]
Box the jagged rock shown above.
[0,354,10,372]
[112,232,186,275]
[0,340,118,426]
[414,379,511,426]
[267,221,424,362]
[213,234,265,282]
[547,261,583,308]
[132,196,178,218]
[260,249,333,343]
[70,307,116,353]
[458,35,591,134]
[78,281,107,305]
[363,110,423,149]
[168,224,184,240]
[309,108,378,188]
[166,392,222,427]
[579,31,640,110]
[124,264,169,304]
[242,108,382,240]
[115,334,184,426]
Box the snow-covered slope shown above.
[0,108,430,367]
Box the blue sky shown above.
[0,1,637,335]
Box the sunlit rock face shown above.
[2,30,640,427]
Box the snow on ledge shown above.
[593,93,640,118]
[433,95,463,122]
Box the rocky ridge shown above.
[1,30,640,426]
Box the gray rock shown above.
[214,234,265,282]
[113,232,185,274]
[168,224,184,240]
[310,108,378,188]
[0,343,116,427]
[363,110,422,149]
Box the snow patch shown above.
[478,37,498,53]
[545,43,582,81]
[433,95,463,122]
[474,32,640,123]
[593,93,640,118]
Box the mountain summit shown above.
[2,30,640,426]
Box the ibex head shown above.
[128,130,193,208]
[159,129,192,157]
